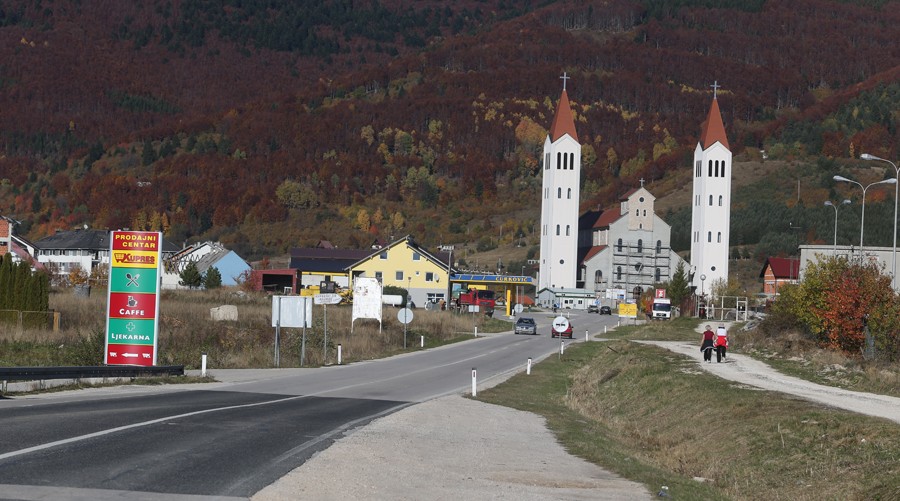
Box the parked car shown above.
[599,305,612,315]
[587,304,599,313]
[550,322,574,339]
[514,317,537,335]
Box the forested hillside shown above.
[0,0,897,261]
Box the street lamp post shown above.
[824,199,851,255]
[833,175,897,256]
[861,154,899,288]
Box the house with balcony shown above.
[347,235,451,306]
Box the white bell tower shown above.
[539,73,581,290]
[690,82,732,295]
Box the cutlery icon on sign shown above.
[126,273,140,287]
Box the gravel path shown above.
[634,338,900,425]
[252,395,652,500]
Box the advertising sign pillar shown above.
[105,231,162,366]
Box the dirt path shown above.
[635,339,900,425]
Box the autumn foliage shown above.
[773,256,900,360]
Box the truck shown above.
[650,297,672,320]
[456,288,496,316]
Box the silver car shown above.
[514,317,537,335]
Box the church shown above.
[538,75,730,309]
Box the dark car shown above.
[550,322,574,339]
[514,317,537,335]
[599,305,612,315]
[587,304,599,313]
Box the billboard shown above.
[105,231,162,366]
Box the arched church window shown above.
[567,188,571,199]
[570,153,575,170]
[594,270,603,283]
[557,152,561,170]
[655,268,661,282]
[563,153,568,170]
[643,209,647,216]
[616,266,622,280]
[708,160,713,177]
[558,187,562,198]
[656,240,662,253]
[556,225,560,236]
[707,231,712,242]
[566,225,570,236]
[617,238,623,252]
[637,239,643,253]
[717,232,722,243]
[718,195,723,206]
[709,195,713,206]
[714,160,719,177]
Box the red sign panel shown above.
[108,292,158,320]
[655,288,666,298]
[106,343,155,366]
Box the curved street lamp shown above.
[824,199,851,255]
[833,175,897,253]
[861,154,899,289]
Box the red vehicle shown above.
[456,288,496,315]
[550,323,574,339]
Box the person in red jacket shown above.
[714,324,728,363]
[700,325,715,362]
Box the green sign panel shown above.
[107,318,156,345]
[109,267,158,294]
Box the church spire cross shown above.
[560,72,570,91]
[639,178,645,187]
[710,80,721,99]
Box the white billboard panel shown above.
[271,295,312,328]
[352,277,383,332]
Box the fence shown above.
[0,309,61,333]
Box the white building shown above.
[539,75,581,290]
[579,186,688,303]
[689,89,732,292]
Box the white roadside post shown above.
[474,326,478,337]
[337,344,342,365]
[527,357,532,375]
[420,335,424,348]
[585,330,589,342]
[471,368,477,397]
[560,340,565,355]
[201,353,207,377]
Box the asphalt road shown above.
[0,310,622,500]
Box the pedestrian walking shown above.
[714,324,728,363]
[700,325,715,362]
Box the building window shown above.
[721,161,726,178]
[545,153,550,170]
[570,152,575,169]
[718,195,723,206]
[567,188,571,199]
[617,238,623,252]
[557,152,561,169]
[396,271,404,280]
[425,272,434,282]
[380,251,387,260]
[558,187,562,198]
[708,231,712,242]
[616,266,622,280]
[566,225,570,236]
[717,232,722,243]
[714,160,719,177]
[709,195,713,206]
[563,152,568,170]
[655,268,661,282]
[412,252,421,261]
[594,270,603,283]
[556,225,560,236]
[637,239,643,253]
[643,209,647,216]
[708,160,713,177]
[656,240,662,253]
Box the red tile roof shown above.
[549,89,578,142]
[593,210,621,229]
[699,97,730,150]
[760,257,800,279]
[583,245,607,262]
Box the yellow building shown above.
[347,235,451,307]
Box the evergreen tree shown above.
[203,266,222,289]
[179,261,203,289]
[12,261,29,311]
[0,253,12,310]
[667,261,691,307]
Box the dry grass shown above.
[0,288,500,369]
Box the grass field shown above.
[479,334,900,500]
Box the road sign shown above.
[619,303,638,318]
[552,315,570,333]
[314,293,342,305]
[514,304,524,315]
[105,231,162,367]
[397,308,414,324]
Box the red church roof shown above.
[549,89,578,142]
[699,97,730,150]
[759,257,800,280]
